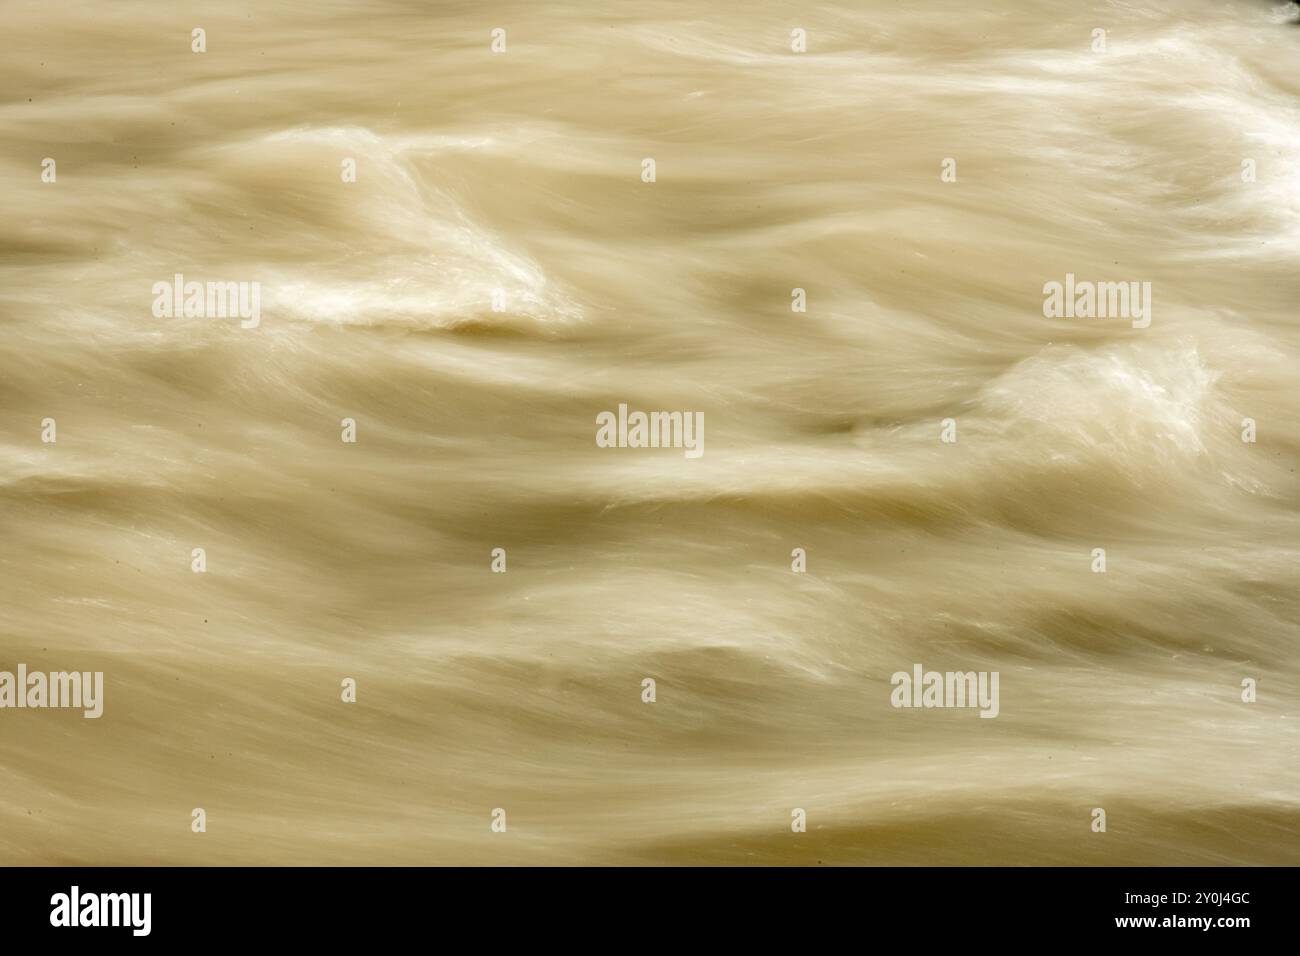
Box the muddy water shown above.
[1,0,1298,864]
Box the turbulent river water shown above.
[1,0,1298,864]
